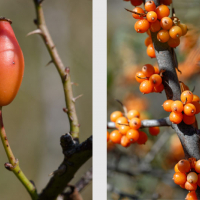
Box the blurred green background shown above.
[0,0,92,199]
[107,0,200,199]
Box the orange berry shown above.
[118,125,130,135]
[149,74,162,87]
[169,26,183,39]
[107,131,110,142]
[160,17,173,30]
[155,5,170,20]
[132,7,145,19]
[147,43,156,58]
[135,71,148,83]
[154,66,159,74]
[154,83,164,93]
[184,103,196,116]
[173,172,187,185]
[195,160,200,173]
[137,131,148,144]
[174,163,180,173]
[192,95,200,102]
[139,80,154,94]
[110,111,123,122]
[157,29,170,43]
[186,191,198,200]
[178,159,191,173]
[120,135,130,147]
[169,112,183,124]
[191,102,200,114]
[145,36,152,47]
[149,127,160,136]
[130,0,143,6]
[115,117,128,128]
[160,0,172,5]
[129,118,141,129]
[142,64,155,77]
[183,114,195,125]
[126,129,139,143]
[135,19,150,33]
[146,11,157,23]
[179,23,188,36]
[185,182,197,191]
[109,130,122,144]
[171,100,184,113]
[145,1,156,12]
[127,110,140,120]
[150,20,161,32]
[181,91,193,104]
[197,174,200,187]
[187,172,198,184]
[162,100,174,112]
[168,37,180,48]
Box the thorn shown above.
[45,60,53,67]
[71,82,79,86]
[63,108,68,113]
[72,94,83,103]
[26,29,42,37]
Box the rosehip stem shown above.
[0,107,38,200]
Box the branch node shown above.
[4,159,19,171]
[63,108,68,113]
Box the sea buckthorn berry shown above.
[135,19,150,33]
[120,135,130,147]
[142,64,155,77]
[187,172,198,184]
[130,0,143,6]
[184,103,196,116]
[155,5,170,20]
[174,163,180,173]
[195,160,200,173]
[139,80,154,94]
[197,174,200,187]
[178,159,191,173]
[127,110,140,120]
[183,114,195,125]
[179,23,188,36]
[157,29,170,43]
[145,36,152,47]
[160,17,173,30]
[186,191,198,200]
[129,118,141,129]
[153,83,164,93]
[146,11,157,23]
[137,131,148,144]
[173,172,187,185]
[171,100,184,113]
[145,1,156,12]
[118,125,130,135]
[162,100,174,112]
[192,95,200,102]
[160,0,172,5]
[115,117,128,128]
[181,91,193,104]
[154,66,159,74]
[169,112,183,124]
[149,74,162,87]
[107,131,110,142]
[168,37,180,48]
[185,182,197,191]
[132,7,145,19]
[147,43,156,58]
[126,129,139,143]
[110,111,123,122]
[169,26,183,39]
[150,20,161,32]
[191,102,200,114]
[149,127,160,136]
[109,130,122,144]
[135,71,148,83]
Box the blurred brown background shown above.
[0,0,92,199]
[107,0,200,199]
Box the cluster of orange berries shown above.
[163,90,200,125]
[135,63,164,94]
[129,1,188,58]
[173,158,200,199]
[107,109,160,147]
[125,0,172,7]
